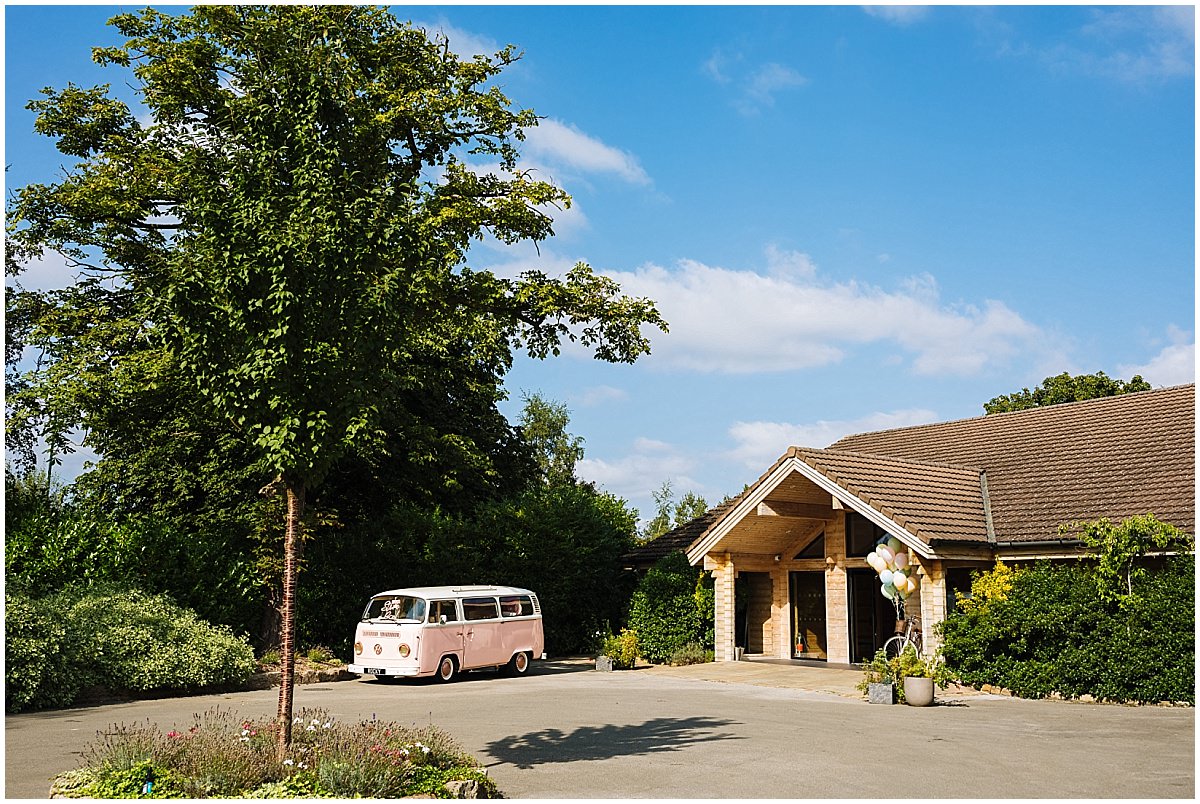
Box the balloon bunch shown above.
[865,535,919,612]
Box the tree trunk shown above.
[276,480,305,760]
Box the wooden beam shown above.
[756,500,837,520]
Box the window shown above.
[428,600,459,623]
[462,597,499,621]
[499,595,534,617]
[847,513,888,557]
[363,595,426,622]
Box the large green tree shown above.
[8,6,664,753]
[983,371,1151,414]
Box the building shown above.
[632,384,1195,664]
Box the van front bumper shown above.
[348,663,421,677]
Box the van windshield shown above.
[362,595,427,623]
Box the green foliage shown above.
[5,588,256,713]
[4,592,79,712]
[1064,514,1193,609]
[983,371,1151,414]
[939,555,1194,703]
[518,392,585,486]
[601,630,639,669]
[53,707,497,799]
[666,642,713,666]
[627,552,714,663]
[954,560,1016,613]
[857,646,949,703]
[640,480,709,542]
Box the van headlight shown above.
[354,642,363,655]
[398,643,411,658]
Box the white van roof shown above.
[370,585,537,599]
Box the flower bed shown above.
[49,707,499,798]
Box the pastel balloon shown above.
[881,583,895,600]
[907,576,920,592]
[893,552,909,570]
[892,570,907,588]
[879,569,893,586]
[876,545,895,564]
[866,552,882,570]
[886,536,903,553]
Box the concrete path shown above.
[5,659,1193,799]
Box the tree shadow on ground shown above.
[485,716,743,768]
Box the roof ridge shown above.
[793,446,981,474]
[829,383,1195,446]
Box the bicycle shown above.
[882,618,922,659]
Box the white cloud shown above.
[765,244,818,280]
[1119,328,1196,387]
[727,409,941,469]
[600,251,1057,377]
[704,50,808,115]
[577,437,702,505]
[744,63,808,109]
[1042,6,1194,82]
[8,249,91,292]
[571,385,630,407]
[862,6,931,27]
[522,119,650,186]
[412,18,501,61]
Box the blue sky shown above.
[5,5,1195,521]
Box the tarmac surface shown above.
[5,658,1194,799]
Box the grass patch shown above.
[50,707,500,798]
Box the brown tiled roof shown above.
[830,385,1195,543]
[625,497,741,566]
[790,448,990,544]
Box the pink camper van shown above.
[348,585,545,682]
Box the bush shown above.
[939,556,1194,704]
[666,642,712,666]
[626,552,713,664]
[51,707,500,799]
[5,587,256,712]
[601,630,639,669]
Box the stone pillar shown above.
[915,557,946,655]
[771,567,790,659]
[712,555,737,662]
[824,513,850,663]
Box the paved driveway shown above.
[6,660,1194,798]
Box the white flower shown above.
[323,721,333,729]
[293,717,303,724]
[306,725,316,731]
[299,762,308,770]
[241,729,250,736]
[311,718,321,725]
[283,759,294,766]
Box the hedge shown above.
[626,552,714,664]
[6,587,256,713]
[939,556,1194,704]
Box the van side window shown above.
[499,595,534,617]
[462,597,499,621]
[428,600,459,623]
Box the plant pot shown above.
[904,675,935,706]
[867,682,896,705]
[595,655,614,672]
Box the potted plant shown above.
[891,646,949,706]
[857,649,897,704]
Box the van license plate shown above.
[364,668,385,675]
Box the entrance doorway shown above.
[789,571,827,659]
[848,569,900,663]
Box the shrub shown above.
[666,642,712,666]
[939,555,1194,704]
[5,587,256,712]
[627,552,713,664]
[52,707,500,798]
[4,593,80,712]
[602,630,639,669]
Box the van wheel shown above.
[436,655,458,683]
[505,651,530,676]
